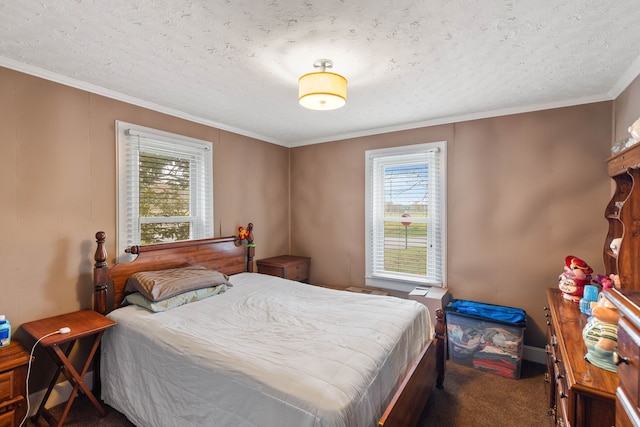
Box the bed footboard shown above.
[378,308,446,427]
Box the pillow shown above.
[122,284,227,312]
[125,265,230,302]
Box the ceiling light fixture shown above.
[298,59,347,111]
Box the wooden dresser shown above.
[0,341,31,427]
[605,288,640,427]
[257,255,310,283]
[545,288,617,426]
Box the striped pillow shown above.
[125,266,230,301]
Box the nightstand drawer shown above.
[283,262,308,281]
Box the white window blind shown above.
[116,121,213,261]
[365,141,446,291]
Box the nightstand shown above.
[257,255,310,282]
[0,341,31,427]
[22,310,116,426]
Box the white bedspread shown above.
[101,273,432,427]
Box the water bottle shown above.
[0,315,10,347]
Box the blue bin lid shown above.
[447,299,527,325]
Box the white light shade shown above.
[298,71,347,110]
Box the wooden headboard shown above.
[93,223,255,315]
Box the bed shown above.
[91,226,446,427]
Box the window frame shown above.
[364,141,447,291]
[115,120,214,261]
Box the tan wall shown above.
[0,66,290,333]
[291,103,613,348]
[0,62,623,358]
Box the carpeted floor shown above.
[26,360,552,427]
[419,360,552,427]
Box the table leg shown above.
[32,341,75,423]
[38,332,108,426]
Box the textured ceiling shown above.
[1,1,639,147]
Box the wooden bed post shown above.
[93,231,109,316]
[247,246,255,272]
[245,223,255,272]
[92,231,110,399]
[435,308,446,388]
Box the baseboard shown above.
[523,345,546,365]
[26,371,94,417]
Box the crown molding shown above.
[287,94,613,147]
[2,55,637,149]
[608,53,640,99]
[0,56,282,146]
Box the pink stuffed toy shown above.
[558,255,593,303]
[595,273,619,292]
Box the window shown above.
[116,121,213,261]
[365,141,446,291]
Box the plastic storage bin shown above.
[445,299,526,379]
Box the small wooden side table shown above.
[22,310,116,427]
[257,255,310,282]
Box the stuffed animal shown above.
[558,255,593,303]
[237,223,254,245]
[629,117,640,141]
[610,238,622,256]
[238,226,249,241]
[583,294,619,372]
[598,273,619,292]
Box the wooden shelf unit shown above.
[596,143,640,425]
[604,142,640,289]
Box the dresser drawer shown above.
[553,355,569,421]
[0,342,31,427]
[0,371,12,402]
[617,387,639,427]
[617,316,640,409]
[555,371,569,424]
[0,409,14,427]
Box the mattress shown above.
[101,272,432,427]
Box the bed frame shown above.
[92,225,445,427]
